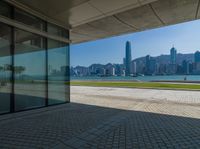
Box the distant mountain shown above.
[176,53,194,63]
[73,53,195,70]
[75,65,88,69]
[133,53,194,64]
[89,64,105,68]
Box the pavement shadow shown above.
[0,102,199,148]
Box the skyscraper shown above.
[168,47,177,74]
[182,60,189,74]
[131,61,137,74]
[170,47,177,64]
[125,41,132,76]
[194,51,200,63]
[194,51,200,74]
[123,58,126,66]
[145,55,156,75]
[145,55,151,74]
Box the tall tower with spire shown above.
[125,41,132,76]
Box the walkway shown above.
[0,86,199,149]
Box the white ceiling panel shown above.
[151,0,199,25]
[69,2,103,25]
[89,0,139,14]
[70,31,95,43]
[116,5,162,30]
[88,16,135,34]
[138,0,159,5]
[72,24,108,38]
[8,0,200,44]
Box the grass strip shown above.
[71,81,200,90]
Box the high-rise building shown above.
[149,59,156,74]
[121,69,125,76]
[110,67,115,76]
[123,58,126,66]
[137,60,145,74]
[99,68,106,76]
[106,65,115,76]
[194,51,200,63]
[158,64,167,75]
[145,55,157,75]
[193,62,200,74]
[131,61,137,74]
[167,64,177,74]
[182,60,189,74]
[125,41,132,76]
[189,62,193,74]
[145,55,151,74]
[193,51,200,74]
[170,47,177,64]
[115,64,122,76]
[75,66,89,76]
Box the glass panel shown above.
[48,39,69,105]
[14,29,46,111]
[0,1,11,18]
[14,8,45,31]
[47,23,68,38]
[0,23,11,114]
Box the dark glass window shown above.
[14,8,45,31]
[48,39,69,105]
[47,23,68,38]
[0,1,11,18]
[14,29,46,111]
[0,23,11,114]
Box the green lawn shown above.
[71,81,200,91]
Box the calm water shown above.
[71,75,200,82]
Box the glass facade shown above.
[48,39,70,105]
[48,23,69,38]
[14,8,45,31]
[0,1,11,18]
[14,29,46,111]
[0,1,69,114]
[0,23,12,114]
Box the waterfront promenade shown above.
[0,86,199,148]
[72,86,200,105]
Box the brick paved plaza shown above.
[0,86,200,148]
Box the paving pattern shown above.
[71,86,200,105]
[0,86,199,149]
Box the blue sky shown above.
[70,20,200,67]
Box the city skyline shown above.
[71,42,200,77]
[72,46,199,67]
[71,19,200,67]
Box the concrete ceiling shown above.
[8,0,200,44]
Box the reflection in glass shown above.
[14,8,45,31]
[14,29,46,111]
[0,2,70,113]
[0,1,11,18]
[47,23,68,38]
[48,39,69,105]
[0,23,11,114]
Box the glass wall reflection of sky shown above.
[48,39,69,105]
[14,29,46,111]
